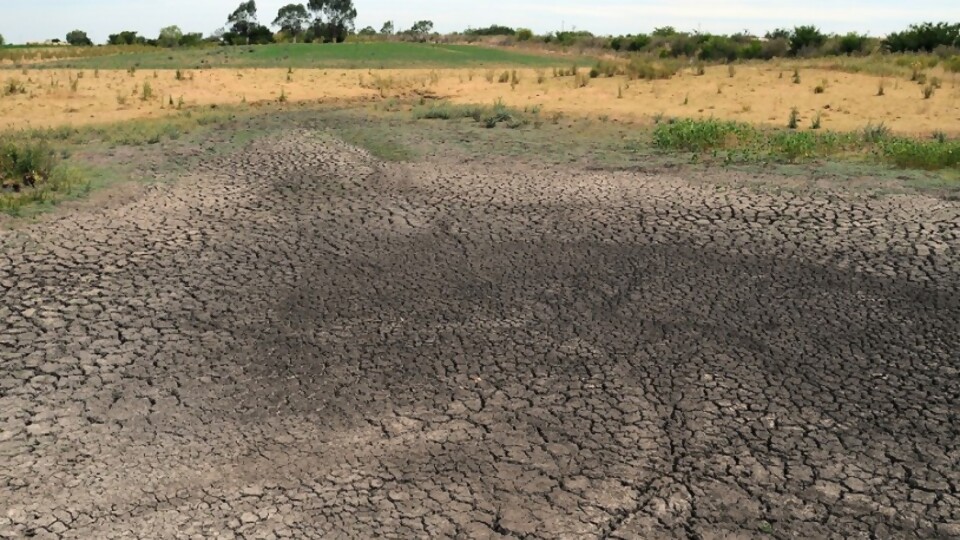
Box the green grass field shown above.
[31,42,585,70]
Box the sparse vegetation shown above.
[653,117,960,170]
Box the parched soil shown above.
[4,65,960,135]
[1,131,959,538]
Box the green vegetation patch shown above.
[35,42,581,70]
[653,118,960,170]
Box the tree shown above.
[517,28,534,41]
[789,26,826,56]
[0,34,5,47]
[409,20,434,38]
[273,4,310,42]
[66,30,93,46]
[180,33,204,47]
[358,26,377,36]
[108,31,144,45]
[380,21,394,35]
[765,28,790,40]
[884,22,960,53]
[228,0,259,44]
[157,25,184,48]
[307,0,358,43]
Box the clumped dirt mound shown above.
[1,131,958,538]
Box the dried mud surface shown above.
[2,131,959,538]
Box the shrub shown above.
[862,122,890,143]
[498,71,510,83]
[922,84,935,99]
[4,79,26,96]
[589,67,600,78]
[811,112,822,129]
[0,141,57,192]
[517,28,533,41]
[788,107,800,129]
[141,81,153,101]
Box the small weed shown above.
[683,94,689,105]
[498,71,510,84]
[116,92,128,106]
[792,69,801,84]
[141,81,153,101]
[175,69,185,81]
[589,67,600,79]
[278,88,288,103]
[94,69,99,79]
[788,107,799,129]
[727,64,736,78]
[931,130,947,143]
[811,112,822,130]
[922,84,935,99]
[4,79,26,96]
[69,77,79,93]
[862,122,890,143]
[617,85,623,99]
[694,63,706,76]
[536,70,546,84]
[574,72,590,88]
[177,95,184,109]
[877,79,885,96]
[485,70,495,83]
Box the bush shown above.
[885,22,960,53]
[516,28,533,41]
[0,141,58,192]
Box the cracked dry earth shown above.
[2,129,960,539]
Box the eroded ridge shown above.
[2,131,959,538]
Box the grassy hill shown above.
[33,42,587,70]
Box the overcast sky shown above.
[2,0,958,44]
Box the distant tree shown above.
[228,0,259,45]
[764,28,791,40]
[409,20,434,40]
[358,26,377,36]
[273,3,310,42]
[224,1,275,45]
[836,32,869,55]
[516,28,534,41]
[179,32,204,47]
[307,0,357,43]
[465,24,515,36]
[0,34,5,47]
[108,31,144,45]
[652,26,677,37]
[66,30,93,46]
[157,25,184,47]
[789,25,826,55]
[380,21,394,35]
[884,22,960,53]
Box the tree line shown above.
[28,7,960,60]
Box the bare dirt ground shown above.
[3,66,959,135]
[1,129,959,538]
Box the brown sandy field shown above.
[3,65,959,134]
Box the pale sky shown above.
[1,0,958,44]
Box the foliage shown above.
[273,4,311,42]
[0,34,4,47]
[157,26,184,48]
[465,25,516,36]
[407,20,435,41]
[307,0,358,43]
[789,26,827,56]
[108,31,145,45]
[517,28,534,41]
[652,118,958,170]
[66,30,93,46]
[885,22,960,53]
[380,21,395,35]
